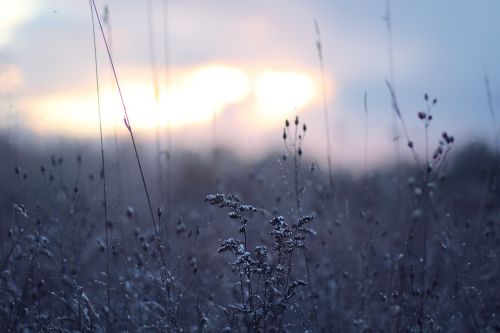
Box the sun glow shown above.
[155,65,251,126]
[26,65,251,136]
[24,64,319,136]
[255,71,315,120]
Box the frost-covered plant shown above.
[205,193,316,332]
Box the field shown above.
[1,1,500,332]
[1,123,499,332]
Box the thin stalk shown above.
[419,99,433,333]
[425,125,429,169]
[364,92,368,176]
[284,120,313,299]
[424,98,432,174]
[293,121,301,214]
[471,73,499,269]
[89,4,111,332]
[90,0,168,289]
[162,0,173,235]
[314,19,334,206]
[485,73,498,152]
[0,220,31,273]
[212,108,218,178]
[385,0,395,88]
[103,5,124,209]
[419,206,428,333]
[386,81,422,171]
[147,0,165,210]
[384,0,401,175]
[386,80,427,331]
[484,72,498,195]
[147,0,160,102]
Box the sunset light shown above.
[2,2,500,331]
[255,71,316,120]
[24,65,318,136]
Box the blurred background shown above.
[1,0,499,169]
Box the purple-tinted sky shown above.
[1,0,499,168]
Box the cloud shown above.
[5,0,500,167]
[20,63,320,137]
[0,0,39,46]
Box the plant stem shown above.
[89,4,111,331]
[90,0,169,292]
[314,20,334,206]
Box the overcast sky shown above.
[1,0,499,168]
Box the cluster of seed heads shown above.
[283,116,307,158]
[418,93,437,125]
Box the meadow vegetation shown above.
[0,2,499,332]
[0,122,499,332]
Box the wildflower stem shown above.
[90,0,169,293]
[314,19,335,206]
[89,3,111,331]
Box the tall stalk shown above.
[314,20,334,207]
[384,0,401,175]
[146,0,165,209]
[364,92,368,177]
[103,5,123,210]
[89,3,111,331]
[485,73,498,154]
[162,0,173,236]
[89,0,169,290]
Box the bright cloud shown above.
[0,0,38,46]
[22,64,319,136]
[255,71,316,120]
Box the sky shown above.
[1,0,499,169]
